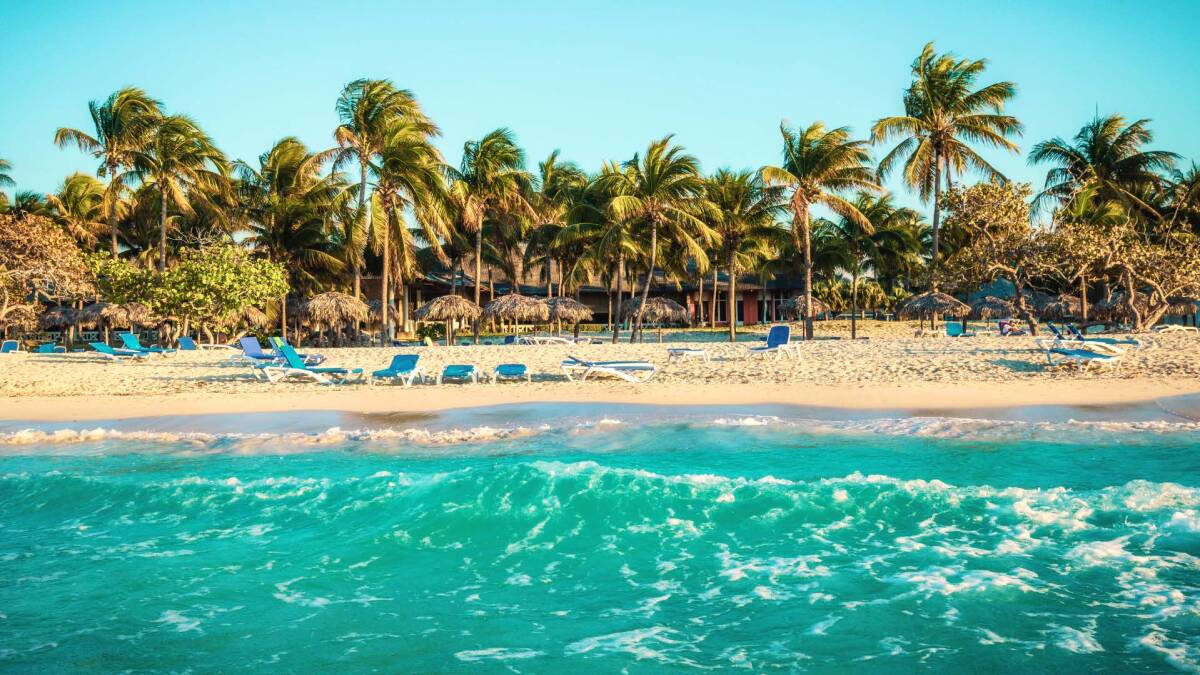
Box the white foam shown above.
[454,647,544,662]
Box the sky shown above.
[2,0,1198,218]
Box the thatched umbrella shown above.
[971,296,1015,320]
[413,294,482,345]
[484,293,551,325]
[123,302,155,328]
[780,295,830,320]
[1038,294,1082,321]
[897,291,970,329]
[1,304,39,337]
[78,302,111,340]
[40,305,77,329]
[305,292,369,345]
[1093,292,1149,322]
[546,297,594,337]
[1165,297,1198,317]
[620,297,690,342]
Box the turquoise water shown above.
[2,411,1199,672]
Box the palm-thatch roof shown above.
[483,293,550,323]
[1093,292,1150,321]
[77,302,109,329]
[2,304,40,332]
[1038,294,1082,320]
[780,296,830,319]
[971,296,1015,320]
[897,291,970,318]
[1166,297,1198,317]
[545,297,594,324]
[224,305,269,329]
[620,297,690,324]
[305,292,369,326]
[413,294,482,322]
[123,302,155,327]
[40,305,77,329]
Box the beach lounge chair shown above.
[998,320,1027,336]
[34,342,66,353]
[118,332,175,355]
[0,340,21,354]
[745,325,798,359]
[178,336,235,351]
[492,363,530,383]
[89,342,150,361]
[667,347,709,362]
[370,354,426,386]
[1066,324,1142,351]
[261,344,364,384]
[946,323,975,338]
[437,364,478,385]
[236,337,284,369]
[561,355,658,383]
[1037,339,1123,370]
[268,336,325,365]
[1154,324,1198,333]
[503,335,517,345]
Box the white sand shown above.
[2,322,1198,421]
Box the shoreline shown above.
[4,379,1200,424]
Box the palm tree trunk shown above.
[158,184,169,272]
[801,210,814,340]
[1079,274,1088,323]
[851,266,859,339]
[930,149,942,291]
[355,161,369,299]
[280,295,287,340]
[382,209,391,345]
[473,228,482,344]
[727,250,738,342]
[107,161,119,259]
[633,223,658,343]
[612,251,625,343]
[697,273,704,326]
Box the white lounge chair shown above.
[1154,324,1198,334]
[561,356,657,383]
[667,347,709,362]
[261,344,364,384]
[1036,339,1123,370]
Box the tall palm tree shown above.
[333,79,435,299]
[1167,163,1200,231]
[47,173,110,249]
[821,193,919,338]
[445,128,533,342]
[706,169,785,341]
[762,122,880,339]
[1029,114,1179,218]
[526,151,588,297]
[0,158,13,189]
[371,120,450,341]
[602,136,715,342]
[236,137,346,333]
[54,87,163,257]
[872,42,1021,285]
[130,115,229,271]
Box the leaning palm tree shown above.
[0,158,13,188]
[1029,114,1179,218]
[371,120,451,341]
[333,79,435,299]
[54,87,163,258]
[762,122,880,339]
[129,114,228,271]
[46,173,110,249]
[445,128,534,343]
[820,193,920,338]
[706,169,785,341]
[602,136,715,342]
[872,42,1022,284]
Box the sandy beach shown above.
[3,323,1198,422]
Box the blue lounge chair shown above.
[118,332,175,355]
[561,356,657,383]
[260,344,363,384]
[35,342,66,353]
[437,364,478,384]
[0,340,21,354]
[492,363,530,383]
[89,342,149,361]
[1067,324,1142,351]
[946,323,975,338]
[268,336,324,365]
[745,325,798,359]
[370,354,426,386]
[503,335,517,345]
[178,336,235,351]
[237,337,283,366]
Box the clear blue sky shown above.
[2,0,1198,217]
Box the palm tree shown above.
[445,128,533,343]
[236,137,346,333]
[371,120,451,341]
[526,151,588,297]
[762,122,880,339]
[872,42,1021,285]
[2,191,54,220]
[54,87,163,257]
[47,173,110,249]
[0,158,13,189]
[820,193,920,338]
[1029,114,1179,218]
[602,136,715,342]
[130,115,229,271]
[334,79,435,299]
[706,169,785,340]
[1167,163,1200,231]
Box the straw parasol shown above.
[40,305,77,329]
[779,296,830,320]
[413,294,482,344]
[225,305,269,330]
[1093,292,1149,321]
[620,297,690,342]
[971,296,1015,320]
[122,302,155,328]
[545,297,594,337]
[897,291,970,329]
[305,292,369,345]
[1038,294,1082,321]
[1165,296,1198,317]
[484,293,551,324]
